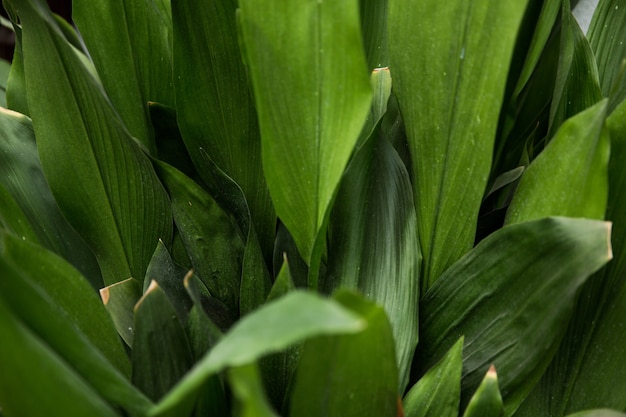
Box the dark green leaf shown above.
[132,280,194,401]
[326,133,419,390]
[229,364,280,417]
[14,0,173,285]
[100,277,143,347]
[565,411,626,417]
[417,217,612,414]
[73,0,174,153]
[289,291,398,417]
[403,337,463,417]
[388,0,530,287]
[172,0,275,258]
[239,0,372,264]
[360,0,389,69]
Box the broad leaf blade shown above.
[73,0,174,152]
[14,0,173,285]
[288,291,398,417]
[403,337,463,417]
[327,133,419,390]
[239,0,372,264]
[388,0,529,287]
[417,217,612,414]
[506,99,609,224]
[150,291,365,416]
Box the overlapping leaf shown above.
[389,0,530,287]
[12,0,173,285]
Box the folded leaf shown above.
[417,217,612,415]
[389,0,530,287]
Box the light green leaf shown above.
[417,217,612,415]
[403,337,463,417]
[388,0,530,287]
[0,294,120,417]
[0,107,102,287]
[229,364,280,417]
[239,0,372,265]
[588,0,626,112]
[172,0,275,258]
[463,366,504,417]
[506,99,609,224]
[0,235,152,415]
[565,411,626,417]
[288,291,398,417]
[14,0,173,285]
[73,0,174,152]
[326,133,419,390]
[150,291,365,416]
[132,280,194,402]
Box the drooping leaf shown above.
[132,280,194,402]
[73,0,174,153]
[13,0,173,285]
[288,291,398,417]
[0,235,152,415]
[238,0,372,267]
[417,217,612,415]
[326,132,419,390]
[403,337,463,417]
[150,291,365,416]
[171,0,275,259]
[388,0,530,287]
[0,295,121,417]
[0,107,102,287]
[463,366,504,417]
[588,0,626,112]
[506,99,609,224]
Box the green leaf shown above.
[403,337,463,417]
[0,295,120,417]
[100,277,143,347]
[239,0,372,265]
[288,291,398,417]
[565,411,626,417]
[326,133,419,390]
[0,235,152,415]
[153,160,243,314]
[14,0,173,285]
[360,0,389,69]
[416,217,612,415]
[172,0,275,259]
[0,58,10,107]
[548,5,603,137]
[463,366,504,417]
[0,107,102,287]
[132,280,194,402]
[150,291,365,416]
[506,99,609,224]
[6,33,29,115]
[388,0,530,287]
[0,182,39,244]
[73,0,174,153]
[229,364,280,417]
[588,0,626,112]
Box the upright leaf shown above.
[327,133,419,390]
[238,0,372,266]
[73,0,174,152]
[417,217,612,415]
[389,0,529,286]
[403,337,463,417]
[13,0,173,285]
[506,99,609,224]
[172,0,275,258]
[463,366,504,417]
[360,0,389,69]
